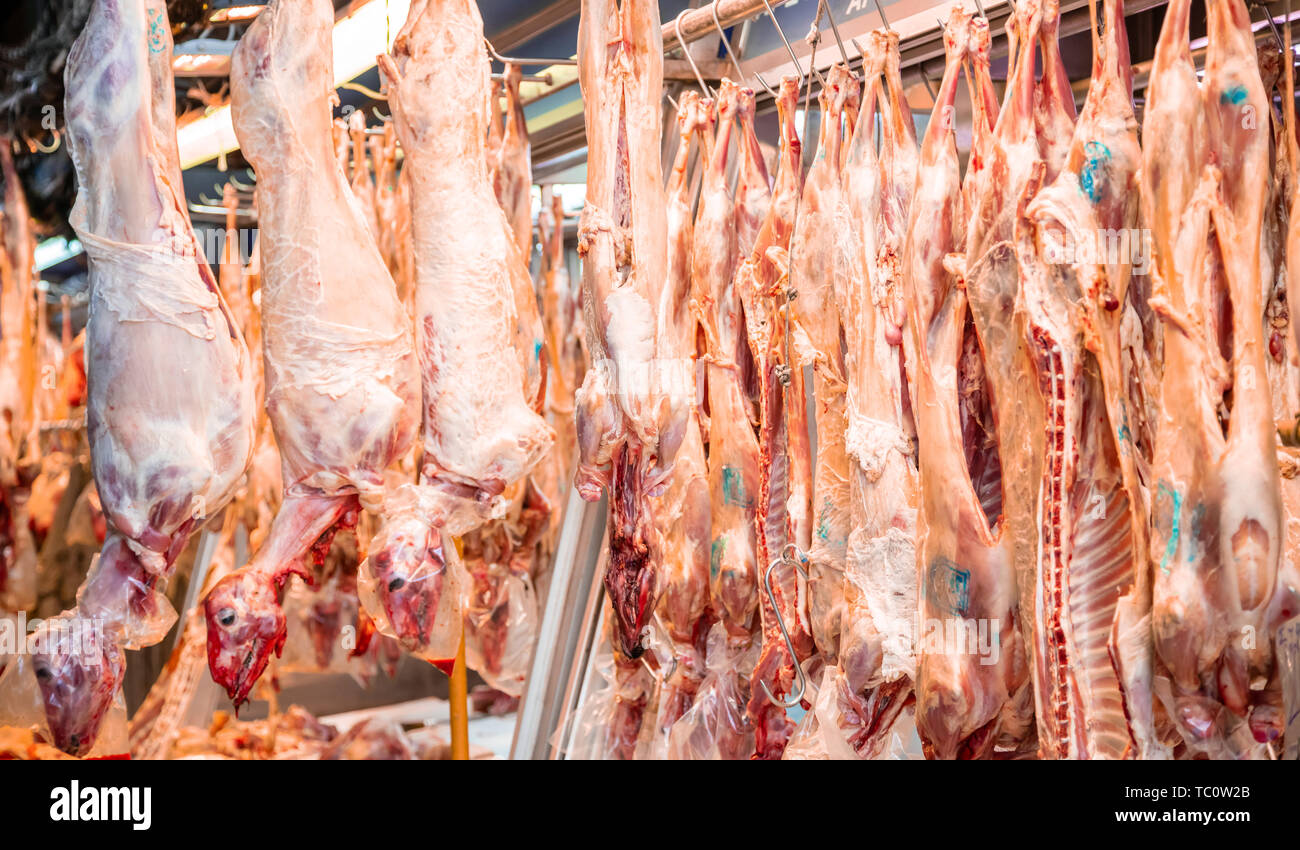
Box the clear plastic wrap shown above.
[0,504,37,614]
[464,566,536,696]
[781,666,833,760]
[564,599,661,760]
[358,484,465,663]
[563,635,615,760]
[666,625,757,760]
[1151,673,1270,760]
[0,615,129,758]
[783,665,925,760]
[460,480,549,695]
[277,575,373,681]
[838,521,917,691]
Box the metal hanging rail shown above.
[661,0,794,53]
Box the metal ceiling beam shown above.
[530,111,587,165]
[489,0,583,54]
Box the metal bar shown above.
[489,0,582,53]
[510,489,608,760]
[188,203,256,219]
[492,72,553,85]
[532,145,589,182]
[486,38,578,67]
[661,0,793,54]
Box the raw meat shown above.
[203,0,421,707]
[380,0,553,531]
[957,0,1071,757]
[733,87,771,259]
[26,0,255,755]
[734,77,812,759]
[372,0,553,656]
[372,124,401,279]
[788,62,852,678]
[737,76,812,611]
[573,0,682,658]
[908,8,1023,759]
[1145,0,1283,754]
[1021,0,1150,758]
[834,27,920,759]
[497,64,534,259]
[1033,0,1078,184]
[540,189,581,463]
[347,110,380,241]
[960,16,999,216]
[1258,40,1299,424]
[487,77,506,202]
[650,91,711,738]
[461,481,549,694]
[0,144,36,452]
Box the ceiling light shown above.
[208,4,267,24]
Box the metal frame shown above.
[510,489,608,760]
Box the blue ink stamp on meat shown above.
[721,466,752,508]
[1116,402,1132,450]
[710,537,726,581]
[926,556,970,617]
[1079,141,1111,203]
[1220,84,1248,105]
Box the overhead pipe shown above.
[661,0,793,54]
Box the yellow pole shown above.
[449,538,469,760]
[449,628,469,760]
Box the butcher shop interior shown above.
[0,0,1297,763]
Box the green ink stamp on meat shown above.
[925,556,970,617]
[721,466,752,508]
[710,537,726,580]
[816,497,833,541]
[147,7,166,53]
[1156,480,1182,575]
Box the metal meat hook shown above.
[758,543,810,708]
[1249,2,1286,54]
[755,0,811,94]
[713,0,775,96]
[228,170,256,191]
[872,0,893,32]
[819,0,851,66]
[674,9,716,98]
[24,127,61,154]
